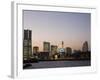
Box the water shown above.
[24,60,90,69]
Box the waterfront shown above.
[23,11,91,70]
[24,60,90,69]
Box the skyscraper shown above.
[43,42,50,53]
[51,45,58,55]
[82,41,88,52]
[23,30,32,61]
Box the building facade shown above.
[66,47,72,56]
[51,45,58,55]
[33,46,39,54]
[23,30,32,61]
[82,41,88,52]
[43,42,50,53]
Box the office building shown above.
[43,42,50,52]
[33,46,39,54]
[23,29,32,61]
[51,45,58,55]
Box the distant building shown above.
[51,45,58,55]
[33,46,39,54]
[43,42,50,53]
[23,30,32,61]
[81,41,90,59]
[82,41,88,52]
[38,52,49,60]
[66,47,72,56]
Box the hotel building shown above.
[23,30,32,61]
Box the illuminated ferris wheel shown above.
[58,41,65,54]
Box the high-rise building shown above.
[82,41,88,52]
[66,47,72,56]
[43,42,50,53]
[23,30,32,61]
[33,46,39,54]
[51,45,58,55]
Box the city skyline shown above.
[23,10,91,51]
[31,40,89,52]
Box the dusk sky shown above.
[23,10,91,51]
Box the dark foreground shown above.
[23,60,90,69]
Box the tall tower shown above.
[23,29,32,61]
[62,41,64,48]
[58,41,65,58]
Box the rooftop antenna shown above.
[62,41,64,48]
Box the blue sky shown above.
[23,10,91,51]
